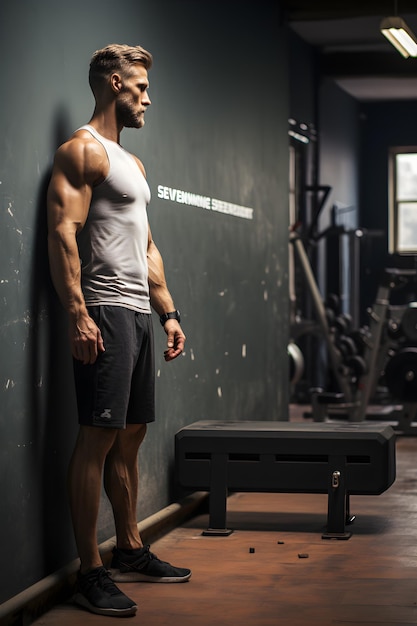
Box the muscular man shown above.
[47,44,190,618]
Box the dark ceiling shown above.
[281,0,417,100]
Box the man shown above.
[47,44,190,618]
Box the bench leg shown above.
[345,493,356,525]
[202,453,233,536]
[322,455,352,540]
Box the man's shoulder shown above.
[57,128,107,166]
[54,130,108,184]
[59,128,105,159]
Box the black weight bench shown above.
[175,420,396,539]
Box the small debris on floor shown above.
[298,553,309,559]
[249,547,255,553]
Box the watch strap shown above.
[159,310,181,326]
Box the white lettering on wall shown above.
[156,185,253,220]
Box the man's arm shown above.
[47,137,105,364]
[147,226,185,362]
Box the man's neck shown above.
[88,110,122,143]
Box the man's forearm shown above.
[149,284,176,317]
[48,231,104,363]
[48,232,87,318]
[147,240,176,315]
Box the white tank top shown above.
[76,125,151,313]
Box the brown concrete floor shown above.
[32,426,417,626]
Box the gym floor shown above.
[32,406,417,626]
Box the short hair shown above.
[89,44,153,93]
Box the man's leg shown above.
[105,424,191,584]
[103,423,147,549]
[68,424,117,573]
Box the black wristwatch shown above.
[159,310,181,326]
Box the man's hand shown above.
[70,313,105,364]
[163,320,186,362]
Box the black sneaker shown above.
[73,566,138,617]
[109,545,192,583]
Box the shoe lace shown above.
[142,545,172,567]
[94,567,122,596]
[121,545,164,571]
[144,545,159,561]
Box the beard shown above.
[116,93,144,129]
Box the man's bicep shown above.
[47,148,92,233]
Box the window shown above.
[389,147,417,254]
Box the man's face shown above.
[115,63,151,129]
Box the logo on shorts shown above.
[93,409,111,423]
[93,408,112,424]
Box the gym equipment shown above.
[385,348,417,402]
[290,230,362,418]
[307,267,417,433]
[289,185,383,402]
[288,342,304,386]
[401,305,417,342]
[355,270,417,428]
[288,154,417,430]
[291,229,417,431]
[175,420,396,539]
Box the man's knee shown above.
[76,424,118,455]
[111,423,147,455]
[126,423,147,445]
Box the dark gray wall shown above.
[288,34,361,251]
[289,30,317,127]
[0,0,289,603]
[318,79,361,315]
[319,78,360,223]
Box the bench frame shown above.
[175,420,396,539]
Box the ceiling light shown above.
[380,16,417,58]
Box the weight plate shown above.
[325,308,335,326]
[334,315,348,334]
[346,355,367,378]
[349,328,370,355]
[385,347,417,402]
[339,336,358,358]
[401,306,417,343]
[325,293,340,313]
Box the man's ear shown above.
[111,73,123,94]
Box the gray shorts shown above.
[73,306,155,429]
